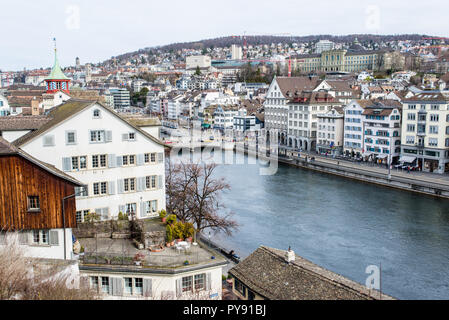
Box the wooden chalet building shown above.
[0,136,83,260]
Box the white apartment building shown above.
[186,55,211,70]
[316,107,344,155]
[231,45,243,60]
[343,100,369,157]
[109,87,131,109]
[401,92,449,173]
[233,108,257,132]
[265,76,321,147]
[80,260,225,300]
[361,100,402,164]
[315,40,335,54]
[213,105,238,130]
[13,100,167,221]
[287,91,343,152]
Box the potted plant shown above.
[173,221,184,242]
[166,214,177,225]
[133,252,145,266]
[166,224,174,247]
[183,222,194,243]
[159,209,167,223]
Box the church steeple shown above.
[45,38,70,94]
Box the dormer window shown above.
[93,109,101,118]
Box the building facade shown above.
[316,107,344,155]
[401,92,449,173]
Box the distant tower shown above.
[44,38,70,94]
[75,56,80,70]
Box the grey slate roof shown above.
[0,115,52,131]
[228,246,395,300]
[12,99,169,148]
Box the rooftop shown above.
[229,246,395,300]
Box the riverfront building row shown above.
[264,76,449,174]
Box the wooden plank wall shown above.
[0,155,77,231]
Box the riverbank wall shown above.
[234,145,449,199]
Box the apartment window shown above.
[407,124,415,132]
[123,277,143,295]
[406,136,415,144]
[101,277,110,294]
[429,126,438,134]
[92,154,107,168]
[27,196,40,211]
[407,113,416,121]
[32,230,49,245]
[145,200,157,215]
[90,130,105,143]
[66,131,76,144]
[146,175,157,189]
[430,114,439,122]
[90,277,99,291]
[123,132,136,141]
[93,182,108,195]
[93,109,101,118]
[431,105,439,111]
[70,156,87,171]
[408,105,416,110]
[194,274,205,291]
[122,155,136,166]
[182,276,193,292]
[126,203,137,214]
[124,178,136,192]
[76,209,90,223]
[429,138,438,147]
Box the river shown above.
[176,149,449,299]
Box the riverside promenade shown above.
[233,143,449,199]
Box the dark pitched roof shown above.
[13,99,169,148]
[0,136,82,186]
[229,246,394,300]
[275,76,322,97]
[0,115,51,131]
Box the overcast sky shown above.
[1,0,448,71]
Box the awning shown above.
[376,154,388,159]
[399,156,416,163]
[201,123,211,128]
[362,152,373,157]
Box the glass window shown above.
[124,278,133,295]
[194,274,205,291]
[101,277,109,293]
[182,276,193,292]
[134,278,143,295]
[90,277,99,291]
[28,196,40,210]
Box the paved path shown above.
[285,151,449,187]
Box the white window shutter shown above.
[137,177,143,192]
[175,279,182,297]
[116,156,123,167]
[206,272,212,291]
[62,157,71,171]
[143,279,152,297]
[140,201,146,217]
[108,154,116,168]
[43,135,55,147]
[158,175,163,189]
[108,181,115,195]
[49,230,59,246]
[112,278,123,296]
[137,154,144,166]
[105,131,113,142]
[122,133,128,141]
[157,152,164,163]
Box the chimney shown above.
[286,246,295,263]
[31,97,40,116]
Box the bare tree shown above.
[0,234,99,300]
[165,161,238,236]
